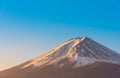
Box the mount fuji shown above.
[0,37,120,78]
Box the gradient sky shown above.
[0,0,120,71]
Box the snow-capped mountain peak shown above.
[21,37,120,68]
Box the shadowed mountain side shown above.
[0,61,31,77]
[0,62,120,78]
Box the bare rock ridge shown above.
[0,36,120,78]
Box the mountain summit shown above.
[0,37,120,78]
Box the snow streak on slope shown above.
[21,37,120,69]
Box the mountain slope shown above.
[1,62,120,78]
[0,37,120,78]
[21,37,120,68]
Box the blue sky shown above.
[0,0,120,70]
